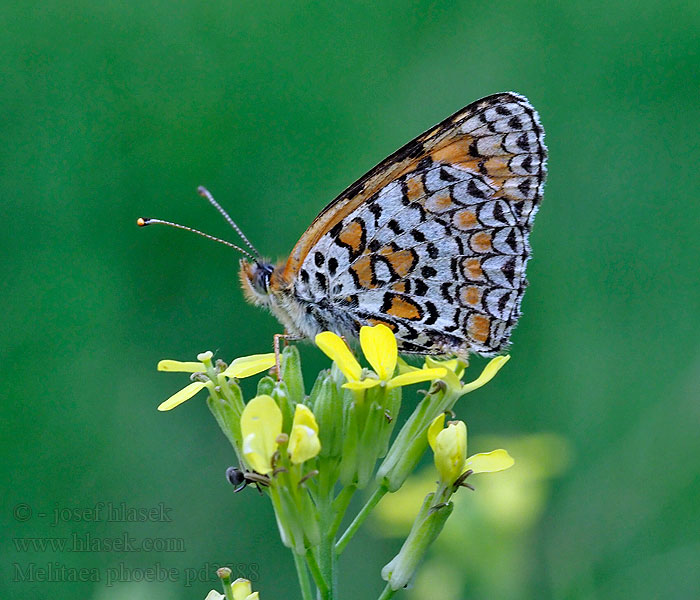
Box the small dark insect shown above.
[225,466,270,494]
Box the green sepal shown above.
[355,401,384,489]
[281,345,305,404]
[377,386,401,459]
[339,402,360,486]
[206,392,243,464]
[257,375,276,397]
[216,374,245,416]
[272,380,295,433]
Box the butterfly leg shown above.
[273,332,304,381]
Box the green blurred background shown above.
[2,1,698,598]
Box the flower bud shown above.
[429,416,467,486]
[256,376,275,397]
[339,401,360,486]
[280,345,305,403]
[381,492,454,590]
[309,371,343,458]
[271,380,294,433]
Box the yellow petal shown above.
[157,381,207,411]
[315,331,362,381]
[157,360,205,372]
[240,395,282,474]
[425,356,466,379]
[246,594,260,600]
[360,324,397,381]
[289,423,321,464]
[223,353,276,379]
[427,413,445,451]
[434,421,467,484]
[465,449,514,474]
[385,367,447,390]
[291,403,319,433]
[462,355,510,394]
[342,379,380,391]
[204,591,225,600]
[396,357,420,374]
[232,578,252,600]
[289,405,320,463]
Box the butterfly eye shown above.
[254,263,274,293]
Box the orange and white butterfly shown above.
[140,92,547,358]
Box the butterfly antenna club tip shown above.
[135,216,255,260]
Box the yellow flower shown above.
[428,414,514,485]
[288,404,321,464]
[240,395,321,474]
[428,416,467,485]
[241,395,282,474]
[315,324,446,391]
[206,578,261,600]
[232,578,260,600]
[156,351,276,411]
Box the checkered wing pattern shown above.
[284,92,547,356]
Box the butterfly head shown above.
[239,259,276,306]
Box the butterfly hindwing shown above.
[285,92,546,356]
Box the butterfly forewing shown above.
[283,92,546,357]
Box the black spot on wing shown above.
[368,201,382,226]
[439,167,458,182]
[329,221,343,238]
[467,179,487,199]
[410,229,425,242]
[414,279,428,296]
[424,301,438,325]
[508,116,523,130]
[516,132,531,151]
[388,219,403,235]
[328,257,338,276]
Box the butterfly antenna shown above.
[137,217,256,261]
[197,186,261,259]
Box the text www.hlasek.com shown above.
[14,532,185,553]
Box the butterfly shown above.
[141,92,547,358]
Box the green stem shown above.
[318,486,343,599]
[217,569,235,600]
[335,483,388,555]
[329,485,356,538]
[377,583,397,600]
[293,551,314,600]
[305,549,330,599]
[319,529,336,598]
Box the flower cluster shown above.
[157,324,514,600]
